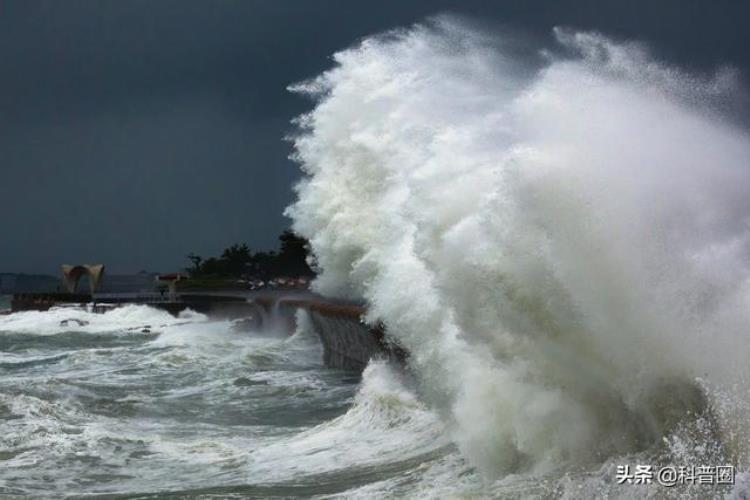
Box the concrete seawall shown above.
[11,293,92,312]
[10,291,403,372]
[253,296,406,371]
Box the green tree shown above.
[183,231,314,280]
[277,230,313,276]
[221,243,253,275]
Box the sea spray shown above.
[287,16,750,480]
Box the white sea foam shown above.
[245,360,447,482]
[287,16,750,481]
[0,304,205,335]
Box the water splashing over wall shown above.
[287,16,750,479]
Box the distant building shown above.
[154,273,188,301]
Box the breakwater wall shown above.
[10,292,403,371]
[11,293,92,312]
[10,293,263,318]
[253,297,406,371]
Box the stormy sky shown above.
[2,1,748,274]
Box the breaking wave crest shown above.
[0,303,204,335]
[287,16,750,484]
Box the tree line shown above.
[186,230,314,280]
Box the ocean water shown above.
[1,305,746,499]
[0,305,458,498]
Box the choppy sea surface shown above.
[0,304,467,498]
[1,304,748,499]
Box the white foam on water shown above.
[0,304,205,335]
[0,308,343,496]
[287,15,750,488]
[243,360,448,483]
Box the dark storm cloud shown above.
[2,0,748,273]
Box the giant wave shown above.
[287,16,750,492]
